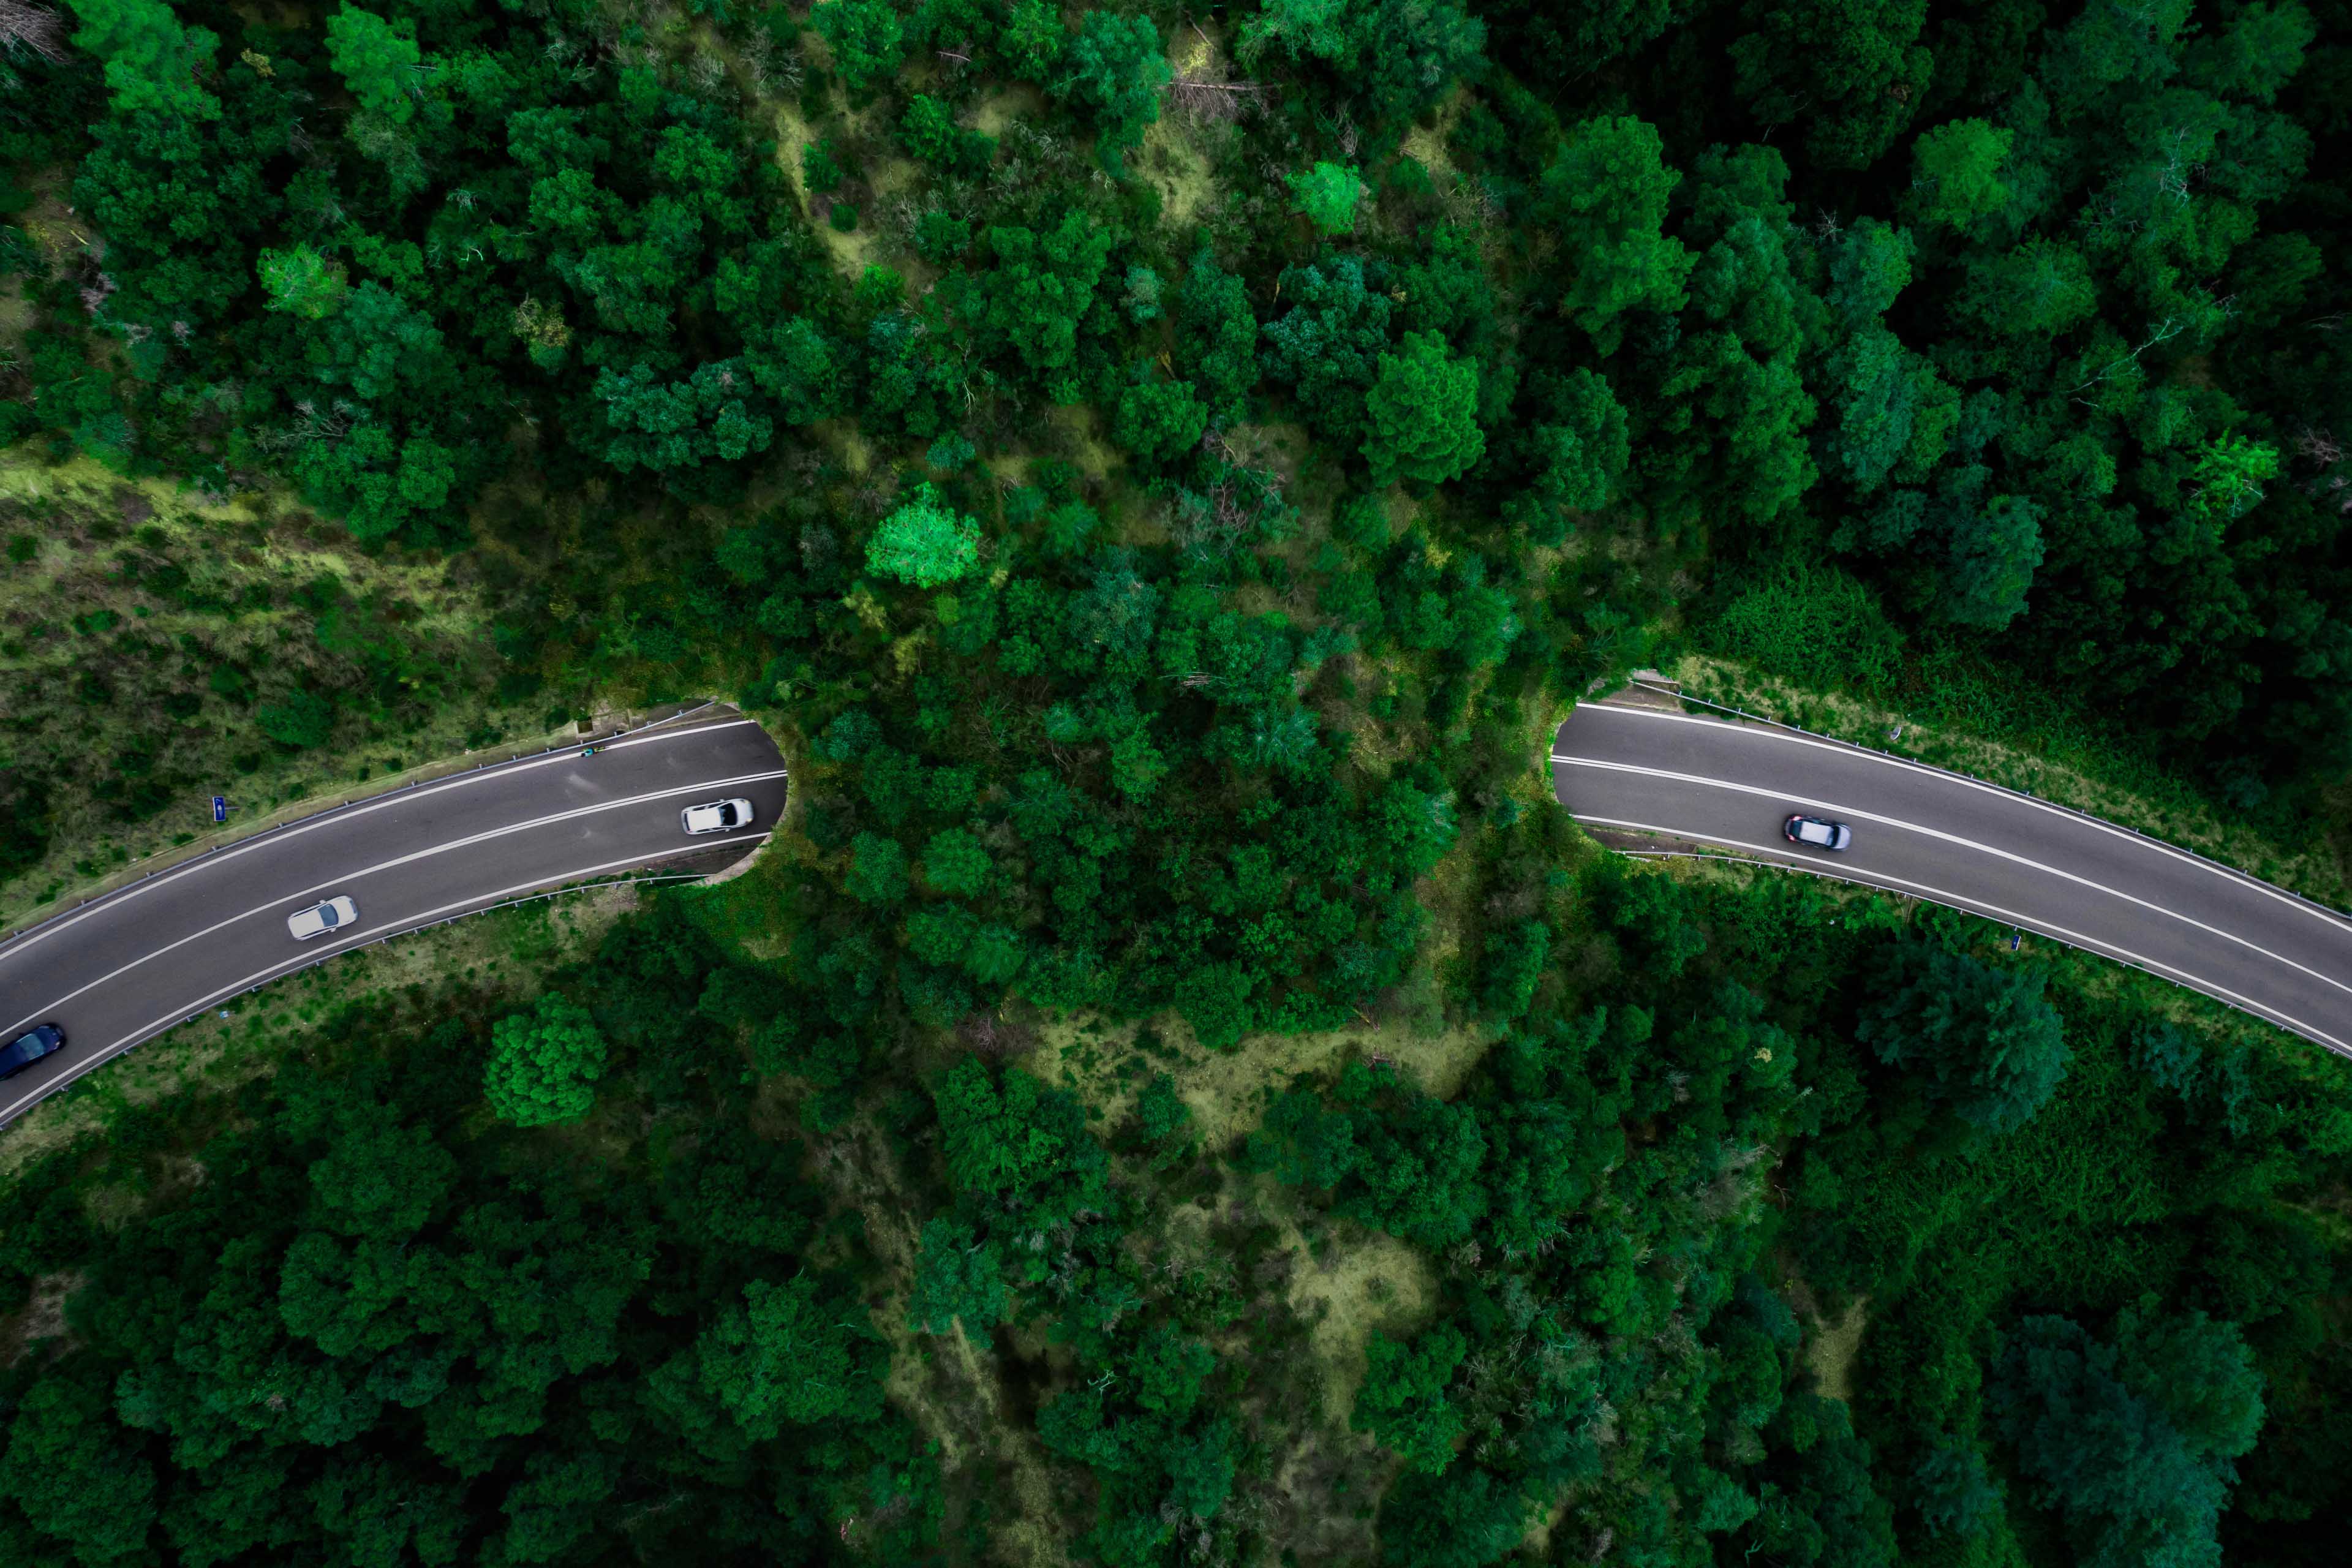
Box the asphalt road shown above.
[1551,700,2352,1057]
[0,712,788,1126]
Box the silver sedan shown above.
[286,894,360,940]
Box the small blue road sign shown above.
[211,796,228,823]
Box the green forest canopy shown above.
[2,0,2350,1566]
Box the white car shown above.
[287,895,360,941]
[682,797,755,835]
[1783,815,1853,851]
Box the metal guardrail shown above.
[0,699,728,950]
[1610,844,2348,1061]
[257,870,715,975]
[1613,677,2352,932]
[1,869,724,1130]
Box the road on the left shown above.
[0,710,789,1127]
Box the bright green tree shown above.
[1909,118,2014,235]
[869,482,981,586]
[484,992,608,1127]
[2185,433,2281,524]
[258,244,349,320]
[1363,331,1485,486]
[69,0,221,120]
[810,0,907,97]
[1000,0,1065,78]
[323,6,420,123]
[1287,160,1363,235]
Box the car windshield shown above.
[318,904,339,927]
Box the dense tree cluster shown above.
[0,942,937,1566]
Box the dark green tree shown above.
[1991,1300,2264,1567]
[1539,116,1691,353]
[908,1216,1008,1349]
[1055,12,1169,169]
[1857,943,2068,1134]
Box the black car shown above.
[0,1023,64,1080]
[1784,815,1853,851]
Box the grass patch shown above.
[0,881,638,1175]
[1804,1297,1869,1403]
[1025,1006,1493,1152]
[1287,1220,1439,1425]
[0,448,556,924]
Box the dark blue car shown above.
[0,1023,64,1080]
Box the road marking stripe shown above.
[1552,755,2352,1006]
[1572,814,2351,1056]
[0,770,788,1042]
[0,718,769,968]
[1566,703,2352,938]
[0,834,769,1126]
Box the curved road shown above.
[1,711,788,1126]
[1552,700,2352,1057]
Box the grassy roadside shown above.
[0,694,728,942]
[1663,652,2352,911]
[0,449,550,919]
[0,879,643,1175]
[1631,846,2340,1066]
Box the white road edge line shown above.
[0,834,771,1126]
[1572,814,2351,1056]
[1553,754,2352,1008]
[1567,703,2352,938]
[0,718,766,968]
[0,769,789,1042]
